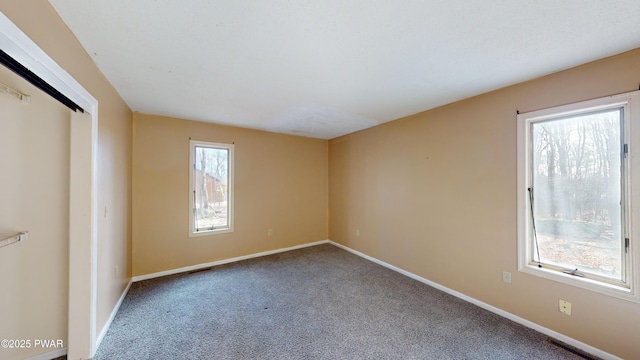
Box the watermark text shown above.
[1,339,64,349]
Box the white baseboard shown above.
[328,240,620,360]
[94,279,133,353]
[90,241,330,358]
[132,240,331,282]
[24,347,67,360]
[96,240,618,359]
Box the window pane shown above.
[531,109,622,280]
[194,146,229,230]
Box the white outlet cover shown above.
[559,300,572,315]
[502,271,512,283]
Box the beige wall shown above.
[132,113,328,276]
[0,66,70,360]
[0,1,133,357]
[329,48,640,359]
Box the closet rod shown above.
[0,81,30,103]
[0,231,28,248]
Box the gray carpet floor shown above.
[95,244,587,359]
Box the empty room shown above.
[1,1,639,359]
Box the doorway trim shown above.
[0,11,99,359]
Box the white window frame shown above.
[189,140,234,237]
[517,91,640,302]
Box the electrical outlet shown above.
[559,300,572,315]
[502,271,511,283]
[268,228,273,237]
[356,229,360,237]
[115,265,119,278]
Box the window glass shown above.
[190,140,233,235]
[530,109,623,281]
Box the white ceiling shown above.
[48,0,640,139]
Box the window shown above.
[517,91,640,301]
[189,140,234,236]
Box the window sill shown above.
[189,227,233,238]
[518,262,639,303]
